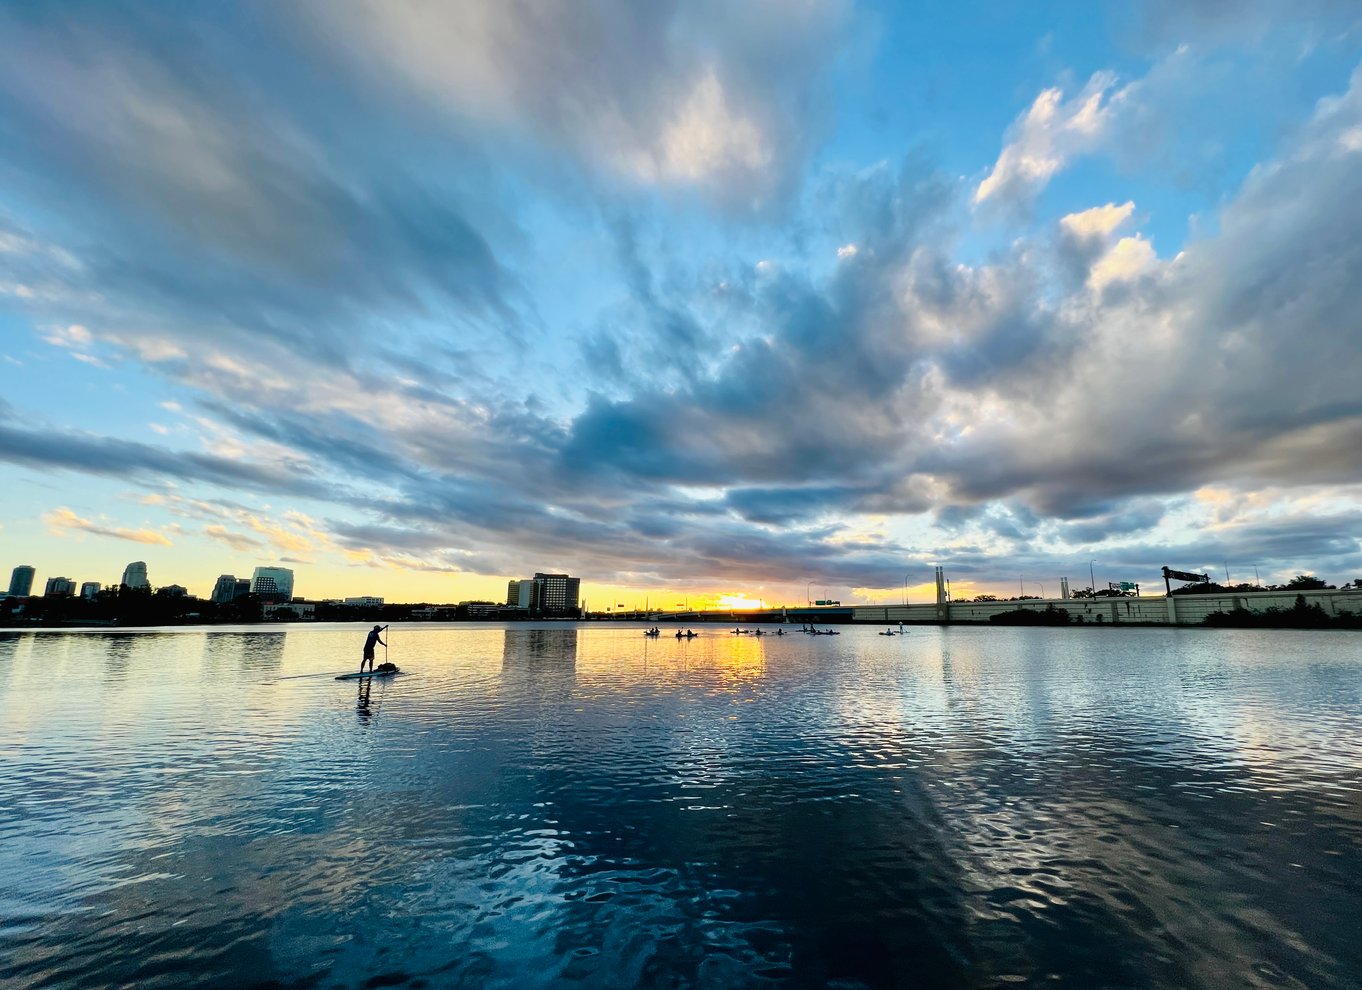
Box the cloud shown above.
[1088,234,1158,290]
[203,525,265,553]
[1130,0,1362,49]
[1056,500,1169,544]
[975,73,1120,207]
[0,5,524,385]
[4,8,1362,599]
[300,0,851,208]
[1059,201,1135,240]
[44,507,173,546]
[0,418,329,498]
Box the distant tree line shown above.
[1202,594,1362,630]
[988,605,1073,625]
[0,590,518,628]
[1170,573,1360,595]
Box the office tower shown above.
[8,565,35,597]
[44,576,76,597]
[211,574,244,604]
[80,582,100,599]
[508,573,581,615]
[534,573,580,614]
[122,561,150,590]
[250,566,294,602]
[508,579,538,610]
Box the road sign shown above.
[1162,567,1209,583]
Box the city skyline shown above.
[4,551,1351,615]
[4,4,1362,605]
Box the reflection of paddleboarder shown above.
[361,625,387,673]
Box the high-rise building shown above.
[44,576,76,597]
[122,561,150,590]
[507,573,581,615]
[211,574,247,604]
[507,579,539,610]
[8,565,35,597]
[80,582,101,599]
[535,573,580,614]
[250,566,294,602]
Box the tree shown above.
[1283,574,1331,590]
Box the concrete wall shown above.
[852,588,1362,626]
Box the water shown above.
[2,623,1360,989]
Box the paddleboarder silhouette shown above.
[361,625,386,673]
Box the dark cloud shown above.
[0,420,327,498]
[0,4,523,370]
[1056,500,1168,544]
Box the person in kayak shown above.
[361,625,386,673]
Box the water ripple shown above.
[1,623,1359,988]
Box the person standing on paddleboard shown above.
[361,625,386,673]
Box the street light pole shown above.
[903,572,909,606]
[1089,560,1096,593]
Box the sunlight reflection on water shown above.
[1,623,1360,989]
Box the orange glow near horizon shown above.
[715,593,767,610]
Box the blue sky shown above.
[3,0,1362,606]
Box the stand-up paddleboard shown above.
[335,668,401,681]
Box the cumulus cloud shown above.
[44,507,173,546]
[975,73,1121,207]
[1059,201,1135,240]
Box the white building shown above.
[263,601,315,619]
[344,596,384,607]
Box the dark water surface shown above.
[2,623,1360,989]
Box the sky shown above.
[3,1,1362,610]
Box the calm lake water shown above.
[2,622,1360,989]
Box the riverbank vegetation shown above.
[988,605,1072,625]
[1202,595,1362,629]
